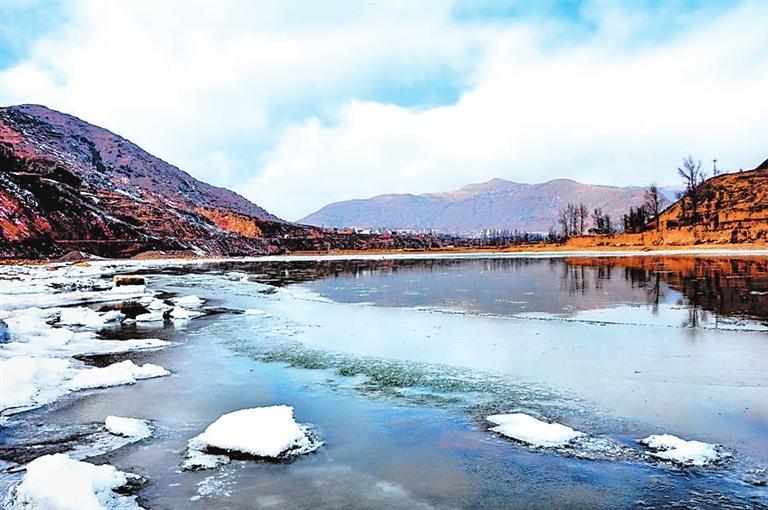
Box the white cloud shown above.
[247,3,768,219]
[2,1,766,221]
[1,1,480,186]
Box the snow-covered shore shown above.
[0,260,230,415]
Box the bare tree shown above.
[557,204,576,237]
[677,156,707,223]
[570,204,579,236]
[591,207,614,234]
[557,209,568,237]
[577,203,589,235]
[592,207,603,232]
[559,203,591,236]
[644,183,662,231]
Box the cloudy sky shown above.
[2,1,766,220]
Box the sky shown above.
[1,0,766,221]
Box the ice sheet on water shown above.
[512,304,768,332]
[181,449,231,471]
[183,406,321,470]
[5,453,143,510]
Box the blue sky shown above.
[1,0,766,220]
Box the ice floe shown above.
[5,453,143,510]
[69,360,170,390]
[134,310,166,323]
[487,413,583,447]
[169,306,204,320]
[639,434,724,466]
[105,416,152,440]
[58,308,125,328]
[0,357,169,414]
[183,405,321,470]
[172,295,204,309]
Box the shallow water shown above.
[2,255,767,508]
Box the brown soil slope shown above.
[566,166,768,248]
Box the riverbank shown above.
[3,243,768,267]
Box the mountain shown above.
[300,178,668,233]
[0,105,434,258]
[565,164,768,248]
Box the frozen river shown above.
[1,254,767,508]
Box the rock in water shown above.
[113,275,146,287]
[0,319,9,343]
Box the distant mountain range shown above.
[301,178,674,233]
[0,105,433,258]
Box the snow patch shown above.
[105,416,152,440]
[0,356,74,413]
[59,308,125,328]
[6,453,142,510]
[184,406,321,469]
[639,434,724,466]
[69,360,170,390]
[487,413,583,447]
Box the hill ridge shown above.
[300,176,666,233]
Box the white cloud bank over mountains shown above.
[2,1,766,220]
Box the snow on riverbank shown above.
[183,406,322,470]
[0,263,205,415]
[639,434,724,466]
[486,413,583,447]
[5,454,143,510]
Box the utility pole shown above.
[713,159,718,175]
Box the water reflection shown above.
[565,256,768,322]
[192,256,768,323]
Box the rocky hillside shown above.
[565,163,768,248]
[300,178,666,233]
[0,105,436,258]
